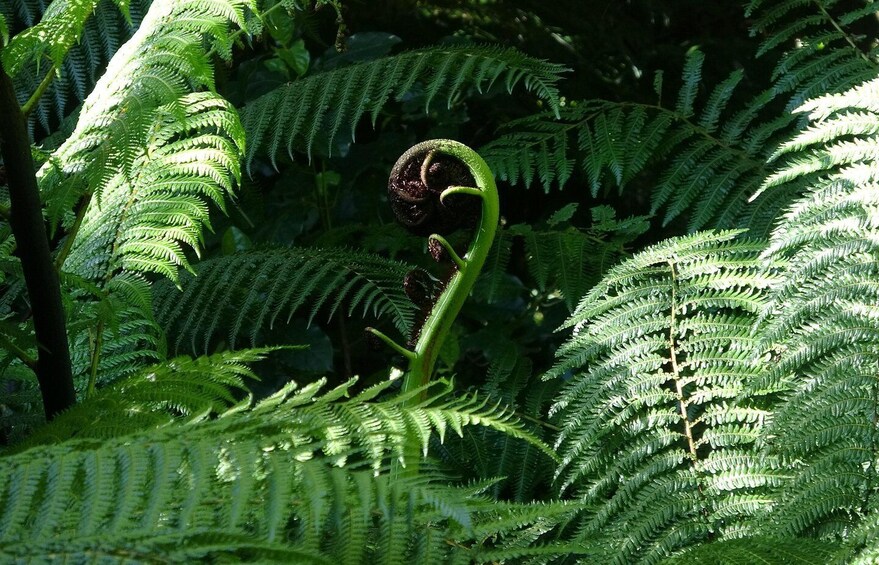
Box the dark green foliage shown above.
[3,0,879,562]
[481,0,879,236]
[241,44,567,165]
[0,374,573,563]
[659,537,840,565]
[481,50,789,234]
[154,247,420,352]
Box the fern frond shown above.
[658,537,840,564]
[750,76,879,539]
[7,0,148,136]
[548,230,782,564]
[62,92,245,281]
[746,0,879,111]
[240,44,567,167]
[154,246,419,352]
[38,0,254,282]
[1,0,128,77]
[481,50,786,234]
[13,348,271,451]
[0,373,562,562]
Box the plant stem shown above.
[21,63,58,118]
[387,140,498,478]
[401,140,499,404]
[55,192,92,271]
[0,332,36,370]
[86,319,104,398]
[0,61,76,419]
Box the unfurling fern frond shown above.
[240,44,567,167]
[750,76,879,540]
[481,50,788,234]
[0,373,572,563]
[38,0,253,282]
[549,230,781,564]
[154,247,419,353]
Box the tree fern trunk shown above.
[0,62,75,419]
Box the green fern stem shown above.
[390,140,497,396]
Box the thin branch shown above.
[0,332,36,370]
[21,63,59,118]
[55,193,92,271]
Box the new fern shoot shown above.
[370,139,500,400]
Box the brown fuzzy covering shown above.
[388,149,479,236]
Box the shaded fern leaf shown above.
[12,349,271,451]
[548,230,782,564]
[240,44,567,168]
[838,511,879,564]
[0,0,128,77]
[511,224,609,311]
[0,529,329,564]
[750,76,879,540]
[481,50,787,234]
[434,338,561,503]
[5,0,149,136]
[154,246,419,353]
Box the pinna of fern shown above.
[1,0,150,136]
[548,230,782,564]
[747,76,879,541]
[0,352,579,563]
[240,43,567,167]
[746,0,879,111]
[480,48,791,235]
[480,0,878,236]
[38,0,255,284]
[154,246,421,353]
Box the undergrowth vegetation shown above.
[1,0,878,562]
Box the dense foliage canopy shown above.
[1,0,878,562]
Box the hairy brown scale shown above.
[388,150,479,237]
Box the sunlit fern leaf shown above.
[36,0,253,282]
[154,246,419,353]
[4,0,152,137]
[658,537,840,565]
[746,0,879,112]
[239,44,567,168]
[548,230,782,564]
[11,348,272,451]
[0,0,129,77]
[61,92,245,282]
[0,375,565,562]
[750,76,879,540]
